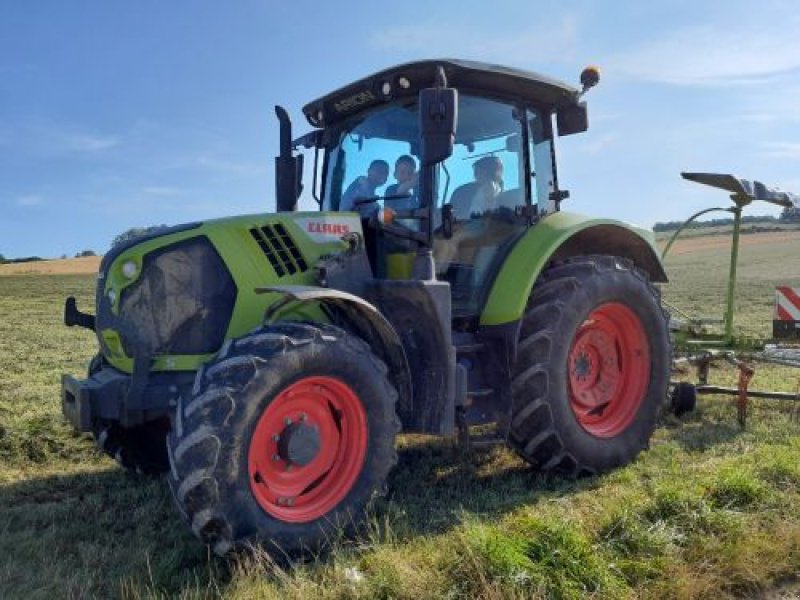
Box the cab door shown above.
[433,96,553,319]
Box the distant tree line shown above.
[655,207,800,231]
[656,215,777,232]
[0,251,96,263]
[2,223,175,263]
[111,225,169,248]
[0,255,45,264]
[782,206,800,223]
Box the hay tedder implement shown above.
[665,172,800,425]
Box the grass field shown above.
[2,232,800,599]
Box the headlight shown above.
[121,260,138,279]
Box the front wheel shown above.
[508,256,670,475]
[167,322,400,555]
[88,354,170,475]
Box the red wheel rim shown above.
[248,376,368,523]
[567,303,650,438]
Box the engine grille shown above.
[249,223,308,277]
[112,236,237,356]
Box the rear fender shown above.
[481,211,667,326]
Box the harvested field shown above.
[0,256,101,276]
[662,230,800,256]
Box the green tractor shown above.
[62,59,670,554]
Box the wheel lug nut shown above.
[284,417,292,425]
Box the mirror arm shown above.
[311,145,320,206]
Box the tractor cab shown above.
[320,93,552,318]
[286,59,594,319]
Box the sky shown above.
[2,0,799,258]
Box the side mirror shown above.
[419,87,458,166]
[556,102,588,137]
[294,153,304,200]
[505,133,521,152]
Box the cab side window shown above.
[528,111,555,213]
[433,96,528,317]
[437,98,523,219]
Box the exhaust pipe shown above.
[275,106,303,212]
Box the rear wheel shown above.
[167,322,399,555]
[508,256,670,475]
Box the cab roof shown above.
[302,59,581,128]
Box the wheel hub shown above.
[567,303,650,437]
[248,376,368,523]
[571,345,600,390]
[277,422,321,467]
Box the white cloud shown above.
[578,132,618,155]
[142,186,184,196]
[606,17,800,85]
[369,15,580,64]
[760,142,800,160]
[16,195,43,207]
[0,120,120,155]
[59,132,119,152]
[193,156,266,176]
[738,82,800,123]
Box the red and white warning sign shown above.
[776,287,800,321]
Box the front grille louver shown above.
[249,223,308,277]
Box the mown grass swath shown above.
[2,230,800,598]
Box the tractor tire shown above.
[670,382,697,417]
[88,354,170,475]
[167,322,400,556]
[508,256,670,475]
[93,419,171,475]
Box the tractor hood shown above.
[96,212,363,373]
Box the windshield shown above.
[323,102,419,214]
[322,97,552,214]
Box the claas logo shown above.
[306,222,350,235]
